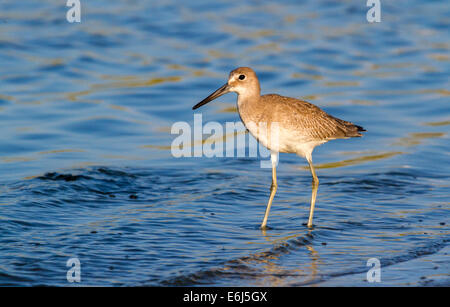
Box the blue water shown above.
[0,0,449,286]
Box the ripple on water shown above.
[0,164,448,286]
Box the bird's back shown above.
[260,94,365,142]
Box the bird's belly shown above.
[244,121,319,155]
[244,121,276,151]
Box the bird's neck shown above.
[237,91,262,123]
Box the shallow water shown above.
[0,0,449,286]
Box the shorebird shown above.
[193,67,365,229]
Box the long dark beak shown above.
[192,83,230,110]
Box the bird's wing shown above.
[263,94,364,141]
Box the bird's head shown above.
[192,67,260,110]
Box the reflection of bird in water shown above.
[230,230,322,286]
[193,67,365,228]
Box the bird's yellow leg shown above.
[307,159,319,228]
[261,165,277,229]
[261,152,278,229]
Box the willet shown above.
[193,67,365,229]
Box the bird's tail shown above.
[355,124,366,132]
[345,123,366,137]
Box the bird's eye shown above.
[238,74,246,80]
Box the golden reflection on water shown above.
[0,94,15,102]
[394,132,446,147]
[108,104,131,112]
[141,144,172,151]
[1,156,35,163]
[428,53,450,61]
[66,76,182,102]
[1,148,86,164]
[307,151,404,170]
[423,120,450,127]
[291,72,323,81]
[166,64,218,78]
[207,49,236,59]
[221,25,276,40]
[37,149,85,155]
[247,43,282,53]
[93,75,182,89]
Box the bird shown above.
[192,67,365,229]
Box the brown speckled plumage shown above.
[259,94,364,142]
